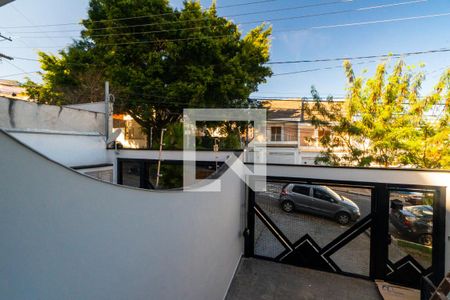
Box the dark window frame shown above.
[292,185,310,196]
[270,126,282,142]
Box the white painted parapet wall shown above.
[0,97,105,134]
[0,131,245,300]
[6,129,111,167]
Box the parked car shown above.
[390,190,434,206]
[390,204,433,246]
[279,184,360,225]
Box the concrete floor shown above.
[226,258,382,300]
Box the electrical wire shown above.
[268,48,450,64]
[8,47,450,68]
[4,0,357,34]
[272,59,379,76]
[2,10,449,49]
[0,0,281,30]
[0,71,40,78]
[7,0,424,36]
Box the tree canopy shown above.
[306,60,450,169]
[25,0,272,144]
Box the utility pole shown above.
[0,1,15,61]
[0,33,13,62]
[149,127,153,149]
[0,0,15,7]
[104,81,110,141]
[0,53,13,61]
[155,128,167,188]
[300,98,305,122]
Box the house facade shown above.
[262,99,334,165]
[109,99,338,165]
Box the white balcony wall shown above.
[6,130,110,168]
[0,97,105,134]
[0,131,245,300]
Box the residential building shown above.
[0,80,29,100]
[261,99,337,165]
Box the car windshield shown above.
[405,205,433,218]
[322,186,342,201]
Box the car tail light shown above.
[280,188,287,196]
[403,216,414,227]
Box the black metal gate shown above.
[245,177,446,289]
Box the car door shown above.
[289,185,313,211]
[311,187,341,217]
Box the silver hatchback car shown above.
[279,183,360,225]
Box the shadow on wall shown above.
[0,130,245,300]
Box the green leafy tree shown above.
[25,0,272,147]
[307,60,450,169]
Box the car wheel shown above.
[418,234,432,246]
[281,200,294,213]
[336,212,351,225]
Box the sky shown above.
[0,0,449,99]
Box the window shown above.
[271,127,282,141]
[292,185,310,196]
[300,127,315,146]
[313,188,334,202]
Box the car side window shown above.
[313,189,334,202]
[292,185,310,196]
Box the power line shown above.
[9,46,450,68]
[0,70,40,78]
[4,59,29,74]
[272,59,379,76]
[0,0,280,30]
[10,0,428,38]
[268,48,450,64]
[10,4,57,45]
[3,10,449,49]
[4,57,448,81]
[0,32,12,41]
[4,0,355,34]
[8,0,424,36]
[217,0,277,9]
[0,53,13,60]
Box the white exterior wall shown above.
[64,102,106,113]
[0,130,245,300]
[114,149,238,162]
[0,97,105,134]
[6,130,110,167]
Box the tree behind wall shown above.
[24,0,272,147]
[307,60,450,169]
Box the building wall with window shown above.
[113,114,147,149]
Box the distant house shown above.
[0,80,29,100]
[112,114,147,148]
[110,99,342,165]
[261,99,341,165]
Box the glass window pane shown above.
[292,185,309,196]
[388,189,434,269]
[121,161,141,188]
